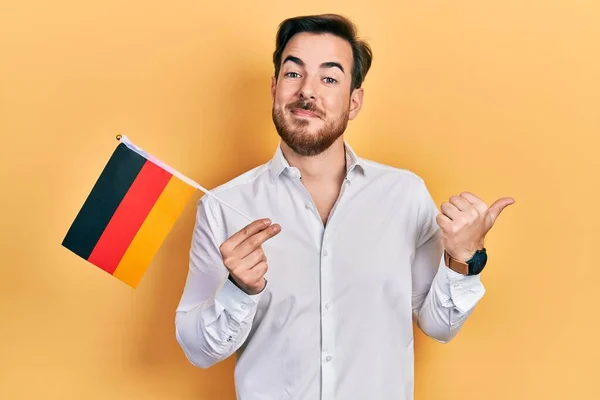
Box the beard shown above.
[272,98,350,157]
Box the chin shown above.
[291,126,324,139]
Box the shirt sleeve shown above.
[175,195,264,368]
[411,179,486,343]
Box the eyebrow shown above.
[283,55,345,74]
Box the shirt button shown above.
[325,303,331,310]
[325,356,332,362]
[306,203,313,210]
[323,250,328,257]
[241,304,247,310]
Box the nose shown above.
[299,78,317,100]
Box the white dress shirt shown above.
[175,141,486,400]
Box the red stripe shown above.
[88,160,172,274]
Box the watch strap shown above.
[444,250,469,275]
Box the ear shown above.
[348,87,364,120]
[271,76,276,102]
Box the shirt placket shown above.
[290,168,351,400]
[320,236,335,399]
[319,178,351,400]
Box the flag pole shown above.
[116,135,254,223]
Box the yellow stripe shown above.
[113,175,195,288]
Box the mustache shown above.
[286,100,324,117]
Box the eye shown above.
[323,77,337,84]
[284,72,301,78]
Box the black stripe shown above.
[62,143,147,260]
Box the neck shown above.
[280,136,347,184]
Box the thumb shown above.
[488,197,515,223]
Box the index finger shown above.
[460,192,488,213]
[236,223,281,257]
[222,218,272,253]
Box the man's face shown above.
[271,32,364,156]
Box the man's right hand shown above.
[219,218,281,295]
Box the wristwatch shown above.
[444,248,488,276]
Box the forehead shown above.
[282,32,353,69]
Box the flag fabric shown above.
[62,135,196,288]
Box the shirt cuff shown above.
[442,265,486,313]
[214,278,263,323]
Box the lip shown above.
[291,109,319,118]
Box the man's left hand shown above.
[436,192,515,262]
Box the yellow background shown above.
[1,1,598,399]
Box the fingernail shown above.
[272,224,280,233]
[264,219,271,226]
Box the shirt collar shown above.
[269,141,365,184]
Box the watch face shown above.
[468,251,487,275]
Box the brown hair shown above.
[272,14,373,91]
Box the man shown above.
[175,13,514,400]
